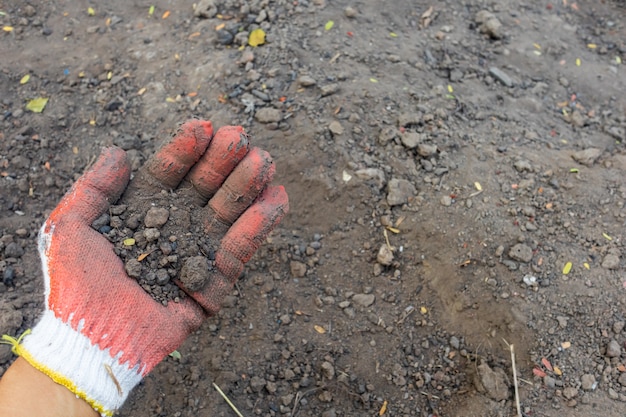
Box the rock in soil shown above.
[255,107,282,123]
[387,178,416,206]
[475,361,510,401]
[0,307,23,336]
[508,243,533,263]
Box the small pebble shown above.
[320,83,339,97]
[344,6,357,18]
[352,293,375,307]
[255,107,282,123]
[489,67,513,87]
[298,75,317,87]
[328,121,344,136]
[581,374,596,391]
[144,207,169,228]
[606,340,621,358]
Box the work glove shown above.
[13,120,288,416]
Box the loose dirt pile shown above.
[92,190,216,304]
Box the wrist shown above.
[18,310,142,416]
[0,357,98,417]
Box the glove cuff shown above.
[18,310,143,416]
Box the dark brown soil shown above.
[95,189,215,305]
[2,1,626,416]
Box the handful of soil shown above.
[92,188,217,305]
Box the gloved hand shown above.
[14,120,288,416]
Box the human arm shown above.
[0,357,98,417]
[0,120,288,416]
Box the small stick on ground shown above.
[213,383,245,417]
[503,338,522,417]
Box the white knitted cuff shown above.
[19,310,143,416]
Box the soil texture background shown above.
[1,1,626,416]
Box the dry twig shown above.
[213,383,245,417]
[503,338,522,417]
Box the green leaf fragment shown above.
[25,97,48,113]
[149,5,155,15]
[123,238,136,246]
[325,20,334,31]
[169,350,182,360]
[248,28,266,47]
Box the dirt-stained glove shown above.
[12,120,288,416]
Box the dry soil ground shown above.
[1,1,626,416]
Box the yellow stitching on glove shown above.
[0,329,32,354]
[2,330,112,417]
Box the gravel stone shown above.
[489,67,513,87]
[24,5,36,17]
[563,387,578,399]
[440,195,452,207]
[400,132,421,149]
[255,108,282,123]
[290,261,307,277]
[320,83,339,97]
[281,394,294,406]
[194,0,218,18]
[3,267,15,287]
[344,6,357,18]
[352,293,375,307]
[4,242,24,258]
[143,228,161,242]
[0,307,23,335]
[606,340,621,358]
[265,381,277,394]
[155,268,170,285]
[125,259,143,278]
[377,244,394,266]
[569,110,586,127]
[572,148,602,166]
[508,243,533,263]
[0,344,12,363]
[250,376,266,393]
[601,253,620,269]
[449,336,460,349]
[476,11,503,39]
[298,75,317,87]
[397,113,421,128]
[378,126,397,144]
[544,376,556,388]
[113,134,140,150]
[355,168,386,189]
[476,362,510,401]
[387,178,416,206]
[417,143,438,157]
[514,159,533,172]
[328,121,344,136]
[179,256,209,291]
[144,207,170,228]
[321,361,335,379]
[581,374,596,391]
[92,213,110,230]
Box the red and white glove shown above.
[14,120,288,416]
